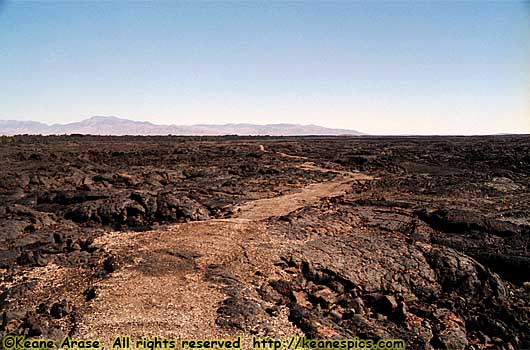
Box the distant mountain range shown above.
[0,116,364,136]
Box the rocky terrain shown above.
[0,135,529,349]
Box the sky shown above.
[0,1,528,135]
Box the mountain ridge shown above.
[0,116,364,136]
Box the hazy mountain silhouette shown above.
[0,116,364,136]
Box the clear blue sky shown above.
[0,1,528,134]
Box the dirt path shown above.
[234,145,371,220]
[72,151,372,341]
[234,172,371,220]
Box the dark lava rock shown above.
[84,286,97,301]
[418,208,523,236]
[22,312,43,336]
[258,284,286,304]
[17,251,48,267]
[216,297,263,331]
[369,294,398,315]
[103,256,117,273]
[50,299,70,319]
[423,245,506,298]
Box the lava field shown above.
[0,135,529,349]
